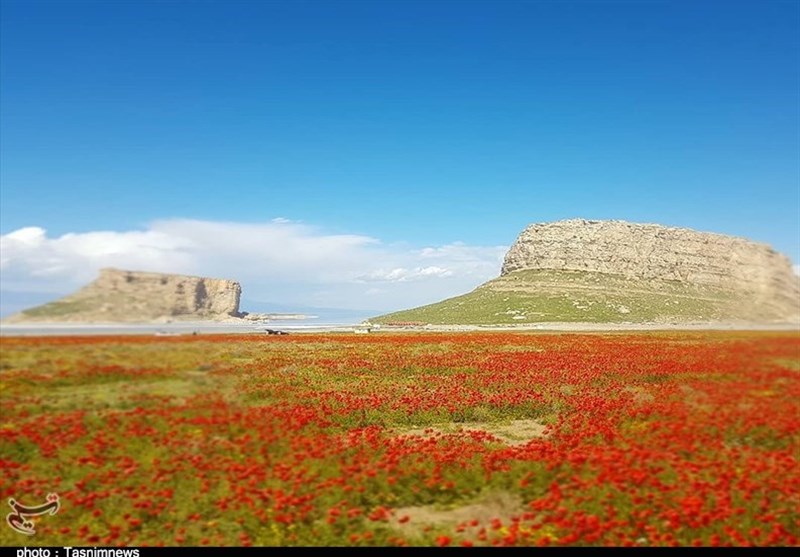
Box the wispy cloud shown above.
[356,266,453,283]
[0,219,507,314]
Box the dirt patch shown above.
[680,385,713,411]
[396,418,550,446]
[389,491,525,538]
[624,385,655,404]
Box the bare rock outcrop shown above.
[502,219,800,321]
[8,268,242,322]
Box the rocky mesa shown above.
[375,219,800,325]
[6,268,242,323]
[502,219,800,319]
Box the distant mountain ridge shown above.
[374,219,800,325]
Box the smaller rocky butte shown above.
[7,268,242,323]
[376,219,800,325]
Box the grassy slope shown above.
[19,299,93,318]
[372,269,741,325]
[11,291,156,322]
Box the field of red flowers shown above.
[1,331,798,547]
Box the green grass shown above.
[21,299,92,317]
[774,358,800,372]
[14,291,180,322]
[372,269,740,325]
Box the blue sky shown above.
[1,0,798,316]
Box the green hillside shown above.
[371,269,753,325]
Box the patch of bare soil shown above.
[624,385,655,404]
[396,418,550,447]
[388,491,525,538]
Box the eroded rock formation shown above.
[502,219,799,320]
[9,268,242,322]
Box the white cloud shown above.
[1,225,195,290]
[794,264,800,277]
[356,266,454,283]
[0,219,507,314]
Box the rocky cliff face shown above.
[502,219,799,320]
[9,268,242,322]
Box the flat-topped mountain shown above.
[374,219,800,325]
[5,268,242,323]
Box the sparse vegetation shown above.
[21,300,91,317]
[373,270,743,325]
